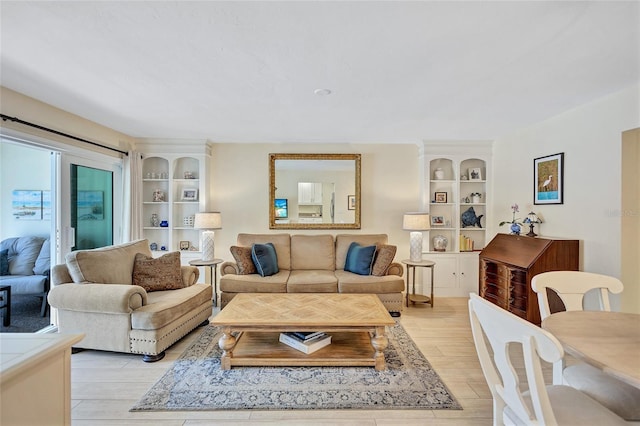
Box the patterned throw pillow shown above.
[371,244,397,276]
[251,243,279,277]
[230,246,256,275]
[132,251,184,292]
[344,242,377,275]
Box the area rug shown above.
[131,322,461,411]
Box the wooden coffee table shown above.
[211,293,395,371]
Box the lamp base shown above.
[526,224,537,237]
[202,231,215,261]
[409,231,423,262]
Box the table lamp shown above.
[403,212,430,262]
[524,211,542,237]
[194,212,222,261]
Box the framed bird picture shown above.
[534,153,564,205]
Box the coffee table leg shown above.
[370,326,389,371]
[218,327,236,370]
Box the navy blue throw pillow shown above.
[344,242,377,275]
[251,243,279,277]
[0,249,9,276]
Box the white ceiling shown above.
[1,1,638,144]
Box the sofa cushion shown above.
[132,283,212,330]
[290,234,335,270]
[0,249,8,276]
[237,233,291,271]
[335,234,388,270]
[2,236,46,276]
[252,243,279,277]
[33,238,51,275]
[133,251,185,292]
[344,242,377,275]
[287,270,338,293]
[371,244,397,276]
[336,270,405,293]
[230,246,257,275]
[66,239,152,284]
[219,270,289,293]
[0,274,48,294]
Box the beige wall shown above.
[209,143,422,263]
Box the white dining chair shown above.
[468,293,627,426]
[532,271,640,421]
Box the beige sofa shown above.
[48,239,212,362]
[220,234,405,314]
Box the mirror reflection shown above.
[269,153,361,229]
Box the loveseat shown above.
[0,236,51,317]
[48,239,212,362]
[220,234,405,315]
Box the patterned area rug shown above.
[131,322,461,411]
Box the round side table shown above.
[189,259,224,307]
[401,259,435,308]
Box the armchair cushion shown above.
[133,251,185,292]
[371,245,397,276]
[65,239,151,284]
[230,246,256,275]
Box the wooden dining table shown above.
[542,311,640,389]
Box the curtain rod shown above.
[1,114,128,156]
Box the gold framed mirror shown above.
[269,153,361,229]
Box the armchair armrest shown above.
[220,261,239,276]
[181,265,199,286]
[386,262,404,277]
[48,283,147,314]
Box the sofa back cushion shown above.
[237,233,291,270]
[0,236,46,276]
[335,234,388,270]
[291,234,335,271]
[65,239,152,284]
[33,238,51,275]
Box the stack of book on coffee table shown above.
[279,331,331,354]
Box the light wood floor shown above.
[69,297,499,425]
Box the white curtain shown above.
[122,151,143,242]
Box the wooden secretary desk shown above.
[479,234,579,325]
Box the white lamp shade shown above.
[194,212,222,229]
[403,212,430,230]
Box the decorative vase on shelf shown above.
[150,213,159,227]
[160,220,169,227]
[434,168,445,180]
[433,235,448,252]
[510,223,521,235]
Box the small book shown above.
[279,332,331,354]
[289,331,326,341]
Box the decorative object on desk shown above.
[179,241,190,250]
[152,189,165,202]
[159,220,168,227]
[431,215,444,226]
[434,168,445,180]
[181,188,198,201]
[523,211,542,237]
[131,322,461,412]
[403,212,430,262]
[461,206,483,228]
[534,152,564,205]
[434,191,447,203]
[468,167,482,180]
[470,192,482,203]
[194,212,222,261]
[499,203,522,235]
[150,213,159,227]
[433,235,448,252]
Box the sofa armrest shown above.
[181,265,199,286]
[220,261,239,276]
[386,262,404,277]
[48,283,147,314]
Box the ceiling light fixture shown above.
[314,88,332,96]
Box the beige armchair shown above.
[48,239,212,362]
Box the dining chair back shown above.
[531,271,623,320]
[531,271,640,421]
[468,293,626,426]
